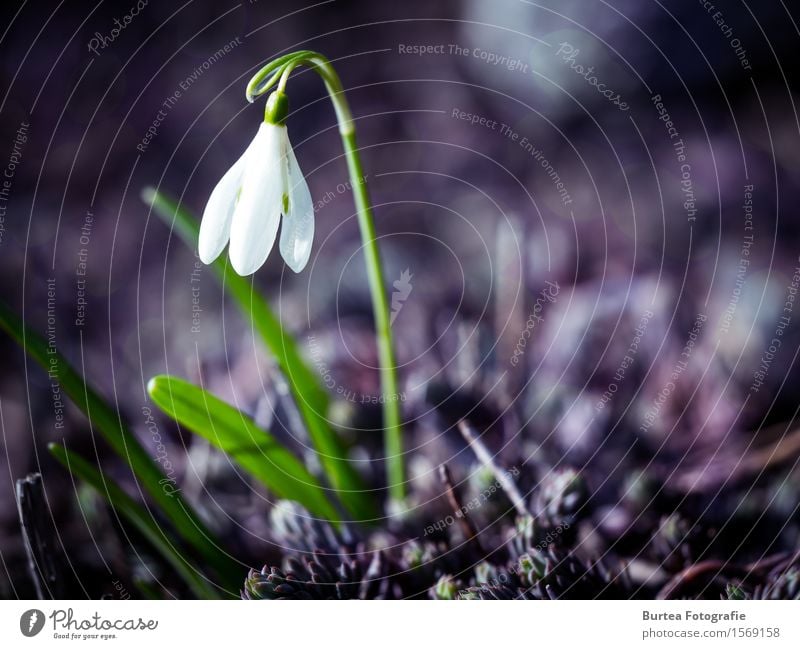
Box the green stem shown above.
[252,53,405,501]
[341,128,404,500]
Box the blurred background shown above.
[1,0,800,598]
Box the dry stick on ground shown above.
[656,560,736,600]
[738,426,800,475]
[16,473,64,599]
[656,552,800,599]
[458,419,529,517]
[675,423,800,493]
[438,464,484,554]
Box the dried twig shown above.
[438,464,483,553]
[675,425,800,494]
[16,473,63,599]
[458,419,528,516]
[656,560,733,600]
[655,552,797,600]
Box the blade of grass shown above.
[133,577,166,600]
[142,188,378,520]
[133,578,164,600]
[147,374,340,521]
[49,443,221,599]
[0,300,240,587]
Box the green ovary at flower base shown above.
[198,51,405,502]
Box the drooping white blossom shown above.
[199,121,314,275]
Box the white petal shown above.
[279,132,314,273]
[198,133,258,264]
[229,123,283,276]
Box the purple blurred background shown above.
[1,0,800,597]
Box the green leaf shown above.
[142,187,378,520]
[147,374,341,521]
[48,443,222,599]
[0,300,240,587]
[133,578,164,600]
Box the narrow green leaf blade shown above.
[48,443,221,599]
[147,374,341,522]
[142,188,378,520]
[0,300,240,586]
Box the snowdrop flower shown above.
[198,91,314,275]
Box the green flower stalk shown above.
[199,51,405,501]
